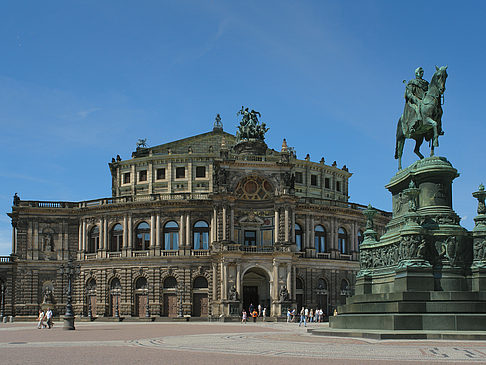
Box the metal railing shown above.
[0,256,12,263]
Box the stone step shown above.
[346,291,486,305]
[339,301,486,314]
[329,313,486,331]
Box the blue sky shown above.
[0,1,485,255]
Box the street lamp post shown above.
[60,258,80,330]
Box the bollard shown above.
[2,317,7,323]
[9,316,13,323]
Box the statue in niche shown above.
[43,234,53,252]
[42,287,54,304]
[229,285,239,301]
[279,285,290,302]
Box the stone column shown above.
[78,221,82,253]
[103,218,108,251]
[274,209,279,243]
[180,214,185,249]
[167,161,172,193]
[223,263,228,300]
[310,216,315,251]
[186,214,190,248]
[212,263,218,301]
[148,162,153,194]
[222,206,227,241]
[82,219,87,253]
[213,208,217,242]
[286,263,292,297]
[272,259,278,300]
[292,266,297,301]
[155,214,160,249]
[220,262,225,300]
[210,215,215,243]
[291,210,296,244]
[284,207,289,242]
[128,215,133,253]
[230,207,235,242]
[123,216,128,253]
[150,215,155,249]
[131,164,136,195]
[98,218,103,254]
[236,263,241,296]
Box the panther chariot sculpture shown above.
[395,65,448,170]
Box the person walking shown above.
[251,309,258,323]
[257,304,262,317]
[309,309,314,323]
[262,307,266,321]
[298,307,305,327]
[304,307,309,327]
[249,303,254,314]
[286,309,291,323]
[37,309,45,329]
[46,307,53,329]
[241,310,247,324]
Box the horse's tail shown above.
[395,116,403,160]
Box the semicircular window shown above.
[235,175,274,200]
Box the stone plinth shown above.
[329,157,480,334]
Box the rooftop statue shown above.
[236,106,269,142]
[395,66,448,170]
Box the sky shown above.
[0,0,485,255]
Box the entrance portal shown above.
[242,267,271,315]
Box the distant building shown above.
[2,114,389,319]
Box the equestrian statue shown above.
[395,65,448,170]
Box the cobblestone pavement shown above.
[1,321,486,364]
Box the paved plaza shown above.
[0,321,486,364]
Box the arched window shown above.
[88,226,99,253]
[135,222,150,251]
[296,278,304,290]
[163,276,177,289]
[164,221,179,250]
[193,221,209,250]
[135,277,147,290]
[357,230,364,251]
[295,223,303,251]
[314,225,326,253]
[87,278,97,293]
[317,278,327,290]
[109,224,123,252]
[338,227,348,254]
[193,276,208,289]
[340,279,350,296]
[110,278,121,290]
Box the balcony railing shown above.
[191,250,210,256]
[316,252,331,259]
[161,250,179,256]
[0,256,12,263]
[108,252,122,258]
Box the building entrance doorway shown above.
[242,267,270,315]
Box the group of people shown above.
[241,303,267,324]
[286,307,327,327]
[37,308,53,329]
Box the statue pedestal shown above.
[233,140,267,155]
[330,157,483,334]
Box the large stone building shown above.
[1,112,389,319]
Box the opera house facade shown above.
[1,112,389,320]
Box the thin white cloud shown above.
[77,107,101,119]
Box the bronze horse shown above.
[395,66,448,170]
